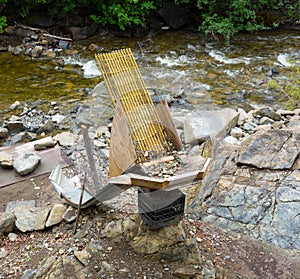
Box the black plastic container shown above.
[138,189,185,230]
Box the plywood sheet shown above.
[0,138,69,188]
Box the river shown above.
[0,29,299,125]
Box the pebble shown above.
[8,232,18,241]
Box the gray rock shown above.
[54,131,77,147]
[0,152,13,168]
[13,153,41,175]
[189,136,300,250]
[237,108,248,126]
[34,137,56,150]
[184,108,239,144]
[230,126,244,139]
[62,206,77,223]
[0,249,8,259]
[0,212,15,235]
[6,200,36,213]
[286,115,300,132]
[12,206,50,232]
[8,232,18,241]
[20,269,37,279]
[46,204,67,227]
[253,106,281,121]
[6,120,25,134]
[10,131,30,144]
[0,127,9,138]
[237,129,299,169]
[31,45,44,58]
[37,119,55,134]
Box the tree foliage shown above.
[1,0,299,43]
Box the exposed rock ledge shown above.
[189,112,300,250]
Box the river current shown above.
[0,29,299,124]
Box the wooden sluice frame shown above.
[95,49,172,164]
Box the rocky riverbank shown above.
[0,87,300,278]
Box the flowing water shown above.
[0,29,299,124]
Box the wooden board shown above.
[109,101,137,177]
[155,100,183,150]
[0,138,69,188]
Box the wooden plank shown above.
[109,101,137,177]
[165,158,211,190]
[155,100,183,150]
[108,173,132,185]
[129,173,169,190]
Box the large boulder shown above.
[237,129,299,169]
[184,108,239,144]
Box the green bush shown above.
[90,0,156,30]
[1,0,299,41]
[0,16,6,33]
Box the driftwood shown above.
[15,23,72,41]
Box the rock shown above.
[62,206,77,223]
[0,152,13,168]
[173,267,197,278]
[237,108,248,126]
[230,126,244,139]
[189,132,300,250]
[11,206,50,232]
[31,45,44,58]
[13,153,41,175]
[34,137,56,150]
[184,108,239,144]
[286,115,300,132]
[102,261,115,272]
[95,126,109,137]
[52,113,66,124]
[158,2,188,29]
[54,131,77,147]
[10,131,30,144]
[253,107,281,121]
[0,212,15,235]
[74,249,91,266]
[88,43,98,52]
[6,120,25,134]
[102,220,124,242]
[20,269,37,279]
[0,249,8,259]
[131,223,186,254]
[237,129,299,169]
[46,204,67,227]
[6,200,36,212]
[173,116,185,129]
[0,127,9,138]
[37,119,55,134]
[8,232,18,241]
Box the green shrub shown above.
[1,0,300,42]
[0,16,6,33]
[91,0,156,30]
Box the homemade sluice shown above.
[95,48,187,228]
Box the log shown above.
[15,23,72,41]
